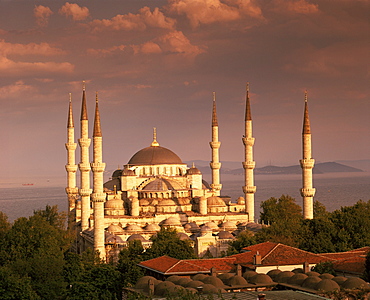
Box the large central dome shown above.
[128,145,183,165]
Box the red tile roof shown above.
[231,242,334,268]
[138,255,236,275]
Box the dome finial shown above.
[305,90,308,102]
[82,80,86,91]
[151,127,159,147]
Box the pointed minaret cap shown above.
[80,81,88,121]
[303,90,311,134]
[245,82,252,121]
[212,92,218,127]
[67,93,74,128]
[93,92,102,137]
[151,127,159,147]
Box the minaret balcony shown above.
[243,185,256,194]
[91,162,106,172]
[300,159,315,169]
[78,138,91,147]
[79,188,92,197]
[242,137,255,146]
[65,187,79,195]
[78,163,91,172]
[209,141,221,149]
[210,162,221,169]
[211,183,222,191]
[300,188,316,197]
[243,161,255,169]
[65,142,77,150]
[91,192,106,202]
[65,164,78,172]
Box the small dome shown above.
[341,277,368,289]
[287,273,308,286]
[207,196,226,206]
[128,145,183,165]
[112,169,122,179]
[200,225,212,234]
[155,281,175,296]
[166,285,185,295]
[217,273,234,284]
[135,276,159,289]
[217,231,234,239]
[144,223,161,231]
[177,232,190,240]
[302,276,322,289]
[139,199,150,206]
[105,198,124,209]
[331,276,347,286]
[228,275,248,286]
[187,166,201,175]
[186,280,204,289]
[127,234,146,242]
[275,271,295,283]
[176,277,193,287]
[162,217,181,226]
[267,269,282,281]
[249,274,273,284]
[203,222,219,231]
[157,199,177,206]
[237,197,245,204]
[202,276,225,288]
[166,275,182,284]
[122,168,135,176]
[201,283,226,294]
[243,270,258,281]
[106,235,124,244]
[316,279,340,292]
[219,221,237,231]
[107,224,124,234]
[306,271,320,277]
[184,222,200,233]
[319,273,334,280]
[125,224,143,232]
[192,274,207,281]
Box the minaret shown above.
[242,83,256,222]
[209,92,222,196]
[91,92,106,259]
[65,93,78,227]
[300,91,315,219]
[78,82,92,231]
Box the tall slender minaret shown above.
[65,93,78,227]
[78,82,92,231]
[91,92,106,259]
[300,91,315,219]
[242,83,256,222]
[210,92,222,196]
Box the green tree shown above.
[313,200,329,219]
[312,261,336,276]
[117,240,146,286]
[227,230,256,255]
[256,195,303,247]
[34,205,67,230]
[144,227,196,260]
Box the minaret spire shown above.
[78,82,92,231]
[91,91,106,259]
[65,93,78,227]
[210,92,222,196]
[242,83,256,222]
[300,90,315,219]
[151,127,159,147]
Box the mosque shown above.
[65,84,315,261]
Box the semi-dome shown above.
[128,145,183,165]
[142,178,183,191]
[217,231,234,239]
[107,224,124,234]
[127,234,146,242]
[162,217,181,226]
[186,166,201,175]
[207,196,226,206]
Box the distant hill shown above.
[186,161,363,175]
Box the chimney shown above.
[211,267,217,276]
[258,294,266,300]
[148,279,154,295]
[237,264,242,277]
[303,261,310,273]
[254,251,261,265]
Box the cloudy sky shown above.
[0,0,368,185]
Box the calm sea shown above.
[0,172,368,222]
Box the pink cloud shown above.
[0,39,66,56]
[0,56,74,77]
[271,0,319,14]
[0,80,36,99]
[167,0,264,28]
[34,5,53,27]
[89,6,175,32]
[59,2,90,21]
[131,42,162,55]
[87,45,126,57]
